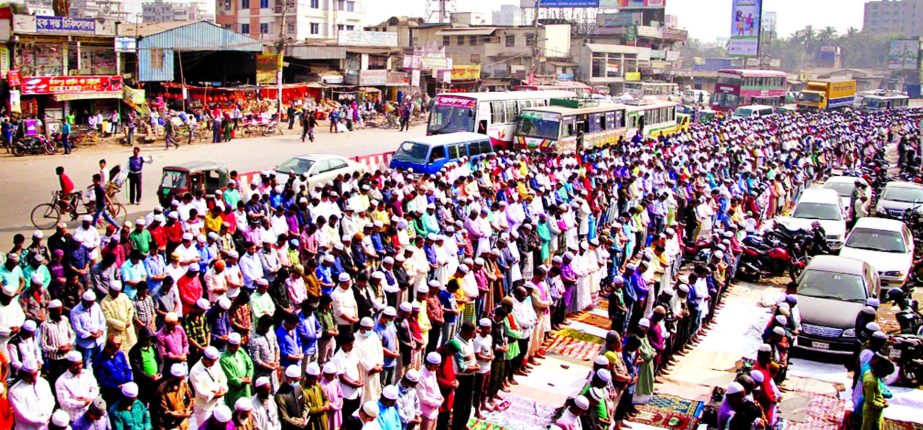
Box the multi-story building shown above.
[143,0,212,23]
[68,0,141,21]
[864,0,923,36]
[493,4,524,26]
[215,0,364,42]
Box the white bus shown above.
[625,100,681,138]
[426,90,576,150]
[859,93,910,112]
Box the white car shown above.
[839,217,914,287]
[786,188,847,250]
[821,176,871,220]
[275,154,368,190]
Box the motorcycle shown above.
[11,134,55,156]
[889,334,923,387]
[735,234,808,282]
[886,288,923,335]
[683,234,718,263]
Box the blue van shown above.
[389,132,494,175]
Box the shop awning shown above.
[54,91,123,102]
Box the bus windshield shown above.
[516,113,560,140]
[428,104,476,134]
[712,92,739,109]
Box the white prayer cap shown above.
[182,233,193,241]
[404,369,421,382]
[218,297,231,310]
[66,351,83,363]
[49,299,63,309]
[749,369,765,384]
[255,377,271,388]
[285,364,302,379]
[204,346,220,360]
[212,405,233,423]
[323,362,339,375]
[872,331,888,340]
[306,362,321,376]
[588,387,606,401]
[595,368,611,383]
[196,298,210,310]
[362,401,380,418]
[416,284,429,294]
[371,271,385,280]
[714,250,724,259]
[574,395,590,410]
[382,385,399,400]
[359,317,374,328]
[22,320,37,332]
[338,273,351,282]
[772,326,786,336]
[758,344,772,352]
[638,318,651,328]
[121,382,139,398]
[51,409,70,427]
[594,355,609,366]
[399,302,412,312]
[235,397,253,412]
[725,382,745,395]
[426,352,442,365]
[30,273,44,285]
[866,298,881,307]
[21,360,38,373]
[109,280,123,292]
[228,332,242,345]
[774,315,787,325]
[428,280,441,288]
[458,264,469,273]
[170,363,187,377]
[81,215,93,222]
[383,256,395,264]
[861,306,876,315]
[866,322,881,332]
[165,312,179,323]
[383,307,397,317]
[82,290,96,301]
[479,318,492,328]
[32,230,44,239]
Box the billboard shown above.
[522,0,599,7]
[888,39,919,70]
[615,0,665,9]
[256,54,283,85]
[727,0,762,57]
[21,75,122,95]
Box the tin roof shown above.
[133,21,262,52]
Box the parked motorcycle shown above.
[889,334,923,387]
[887,288,923,336]
[11,134,55,156]
[735,234,808,282]
[683,234,718,263]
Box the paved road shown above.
[0,124,426,244]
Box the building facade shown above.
[493,4,524,26]
[864,0,923,36]
[215,0,364,42]
[143,0,213,23]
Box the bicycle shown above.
[31,190,127,230]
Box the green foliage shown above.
[770,25,898,71]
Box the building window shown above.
[337,0,345,10]
[224,0,231,10]
[259,0,268,7]
[241,0,249,7]
[457,35,465,45]
[310,22,319,34]
[346,1,355,11]
[346,25,354,31]
[505,35,515,47]
[310,0,318,7]
[337,24,345,30]
[526,33,536,47]
[150,48,164,69]
[442,36,450,46]
[470,54,481,63]
[287,22,296,34]
[241,23,250,33]
[469,35,477,45]
[260,23,269,33]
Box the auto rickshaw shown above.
[158,161,230,207]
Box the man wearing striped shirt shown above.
[40,299,76,386]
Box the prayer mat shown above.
[629,394,704,430]
[474,395,557,429]
[572,312,612,330]
[545,328,605,361]
[467,418,510,430]
[780,394,848,430]
[885,419,923,430]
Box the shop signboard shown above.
[337,31,398,47]
[24,119,38,136]
[256,54,283,85]
[412,70,421,87]
[21,75,123,95]
[9,90,20,114]
[451,65,481,81]
[625,72,641,81]
[35,16,96,35]
[359,70,388,86]
[115,36,136,53]
[7,69,20,87]
[615,0,665,8]
[0,47,9,75]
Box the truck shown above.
[796,79,857,110]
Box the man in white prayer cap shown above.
[54,350,100,421]
[9,359,54,430]
[276,364,310,430]
[251,376,281,430]
[189,346,228,427]
[109,381,152,429]
[553,395,589,430]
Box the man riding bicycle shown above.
[56,166,80,212]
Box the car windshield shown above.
[798,92,823,103]
[392,142,429,163]
[733,108,752,118]
[427,104,475,134]
[845,228,907,253]
[276,158,315,176]
[798,270,867,303]
[160,170,187,189]
[822,182,855,198]
[793,202,842,221]
[882,186,923,204]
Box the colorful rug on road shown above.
[780,394,848,430]
[631,394,704,430]
[545,328,605,361]
[572,311,613,330]
[468,395,558,430]
[885,418,923,430]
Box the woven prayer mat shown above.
[779,393,848,430]
[545,328,605,362]
[572,311,613,330]
[884,419,923,430]
[630,394,704,430]
[471,395,558,430]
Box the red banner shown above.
[7,70,21,87]
[21,75,123,95]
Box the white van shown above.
[786,188,848,250]
[682,89,710,105]
[732,104,775,119]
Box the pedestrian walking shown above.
[60,119,72,154]
[91,174,118,227]
[287,105,296,130]
[302,110,316,143]
[329,109,339,134]
[127,147,147,206]
[125,111,136,146]
[164,115,179,149]
[212,114,222,143]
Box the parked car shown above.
[731,104,775,119]
[275,154,367,189]
[158,161,229,208]
[876,181,923,220]
[784,188,847,250]
[682,89,710,105]
[839,217,914,288]
[794,255,881,355]
[389,132,494,175]
[821,176,872,220]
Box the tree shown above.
[767,25,896,72]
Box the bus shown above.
[711,69,788,112]
[859,92,910,111]
[426,90,577,149]
[624,82,679,100]
[514,82,594,98]
[625,100,682,138]
[513,103,627,152]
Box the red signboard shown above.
[434,95,476,108]
[7,70,21,87]
[21,75,123,95]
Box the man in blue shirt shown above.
[374,307,400,387]
[276,313,304,369]
[127,147,146,205]
[93,335,133,405]
[377,385,403,430]
[297,300,323,365]
[71,290,107,367]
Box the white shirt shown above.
[0,300,27,358]
[55,369,100,421]
[251,394,282,430]
[10,378,55,430]
[8,336,42,373]
[190,360,229,426]
[473,334,493,374]
[331,287,358,325]
[333,348,361,400]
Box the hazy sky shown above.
[365,0,868,41]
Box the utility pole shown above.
[529,0,540,85]
[274,0,293,114]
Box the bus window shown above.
[478,140,492,154]
[468,141,483,156]
[428,146,446,163]
[477,120,488,134]
[448,144,464,159]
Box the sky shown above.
[364,0,868,42]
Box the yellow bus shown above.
[513,103,627,153]
[625,100,683,138]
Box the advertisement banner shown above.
[451,65,481,81]
[337,31,398,47]
[35,16,96,34]
[8,70,21,87]
[728,0,762,57]
[625,72,641,81]
[21,75,122,95]
[412,70,421,87]
[0,47,9,75]
[115,36,137,53]
[359,70,388,86]
[8,90,20,114]
[256,54,282,85]
[434,95,476,108]
[532,0,600,7]
[888,39,919,70]
[616,0,666,8]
